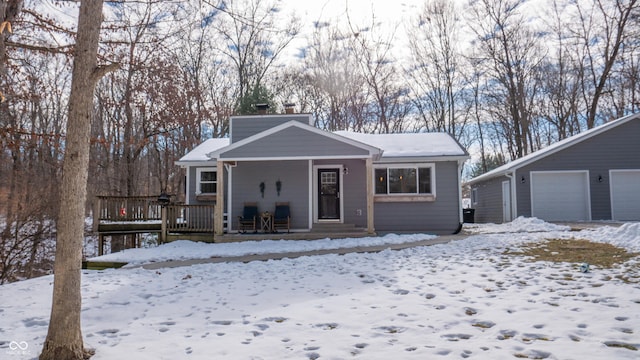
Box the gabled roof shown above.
[335,131,469,159]
[175,138,230,165]
[207,120,383,160]
[468,112,640,184]
[175,122,470,166]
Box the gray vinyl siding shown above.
[471,176,509,224]
[230,160,309,230]
[231,114,312,143]
[221,127,370,159]
[473,117,640,222]
[187,165,226,206]
[314,159,368,228]
[373,161,462,234]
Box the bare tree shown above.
[468,0,545,159]
[40,0,117,358]
[572,0,639,128]
[0,0,22,100]
[537,0,583,140]
[295,22,367,131]
[205,0,300,110]
[407,0,471,140]
[349,14,410,133]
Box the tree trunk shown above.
[40,1,107,359]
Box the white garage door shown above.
[610,170,640,221]
[531,171,591,221]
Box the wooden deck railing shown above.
[95,195,162,222]
[166,204,215,233]
[94,195,215,235]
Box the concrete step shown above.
[311,223,364,233]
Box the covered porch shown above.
[209,120,383,236]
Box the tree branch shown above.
[91,62,120,86]
[5,40,73,54]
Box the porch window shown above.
[196,168,217,194]
[375,165,433,195]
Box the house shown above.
[175,112,470,236]
[467,113,640,223]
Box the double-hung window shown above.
[196,168,217,195]
[375,164,434,196]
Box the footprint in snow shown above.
[314,323,339,330]
[211,320,232,325]
[392,289,409,295]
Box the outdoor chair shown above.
[272,202,290,233]
[237,202,258,233]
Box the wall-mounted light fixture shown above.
[598,175,603,183]
[521,176,526,184]
[343,167,349,175]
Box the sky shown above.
[2,218,639,359]
[279,0,425,62]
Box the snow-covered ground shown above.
[1,218,639,359]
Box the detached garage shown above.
[468,113,640,224]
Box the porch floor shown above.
[214,230,374,243]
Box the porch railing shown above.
[166,204,215,233]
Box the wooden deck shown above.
[93,196,215,255]
[92,196,376,255]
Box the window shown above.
[375,165,433,195]
[196,168,217,194]
[471,188,478,205]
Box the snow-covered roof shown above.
[468,112,640,184]
[176,129,468,166]
[335,131,468,158]
[175,138,230,164]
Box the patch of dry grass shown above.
[505,238,639,269]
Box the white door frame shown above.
[502,180,512,222]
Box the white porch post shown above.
[366,157,375,234]
[215,160,225,236]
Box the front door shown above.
[318,169,340,220]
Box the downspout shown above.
[457,160,464,224]
[224,162,236,233]
[184,166,190,205]
[454,160,464,233]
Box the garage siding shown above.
[515,119,640,220]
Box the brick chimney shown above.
[255,103,269,115]
[284,102,296,114]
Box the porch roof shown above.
[175,138,230,166]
